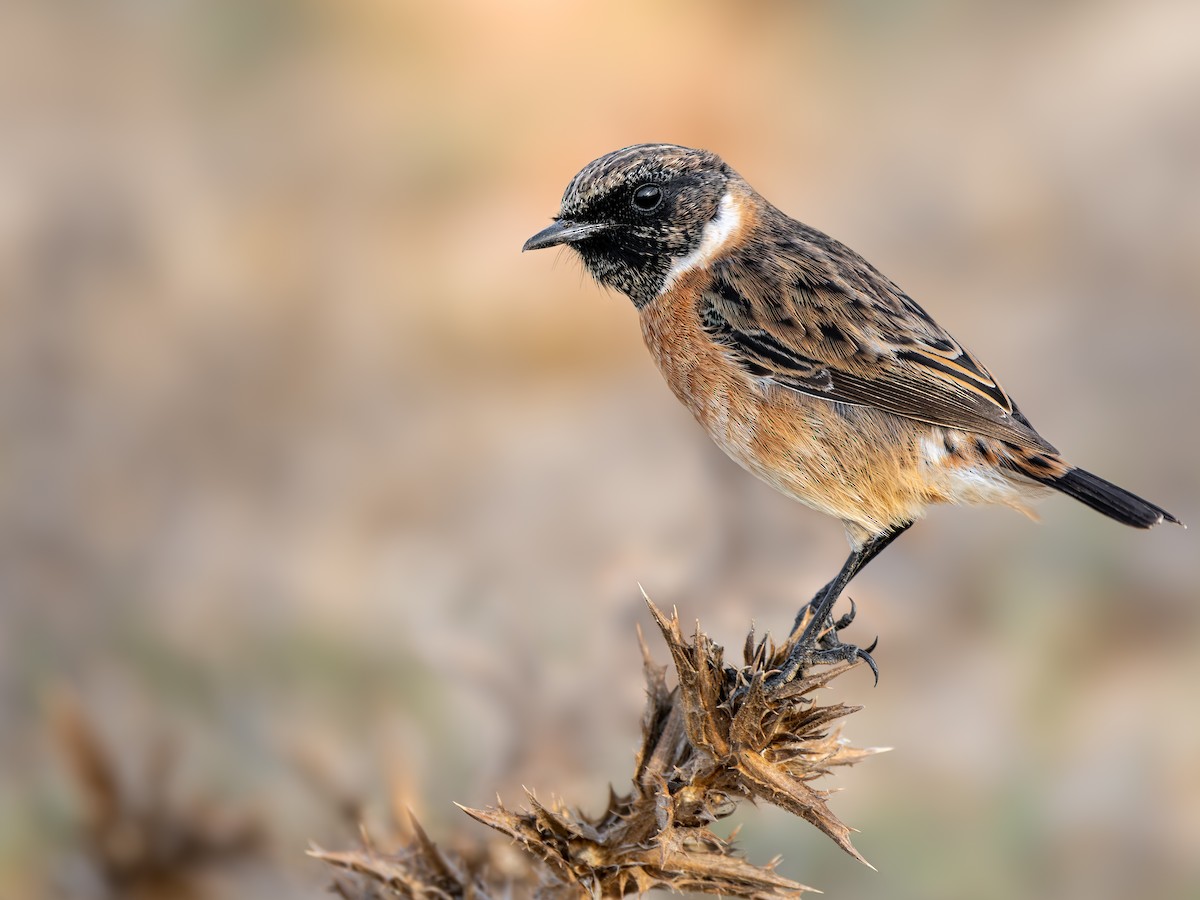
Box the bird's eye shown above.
[632,184,663,212]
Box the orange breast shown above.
[639,274,762,461]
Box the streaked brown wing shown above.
[701,266,1056,454]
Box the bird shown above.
[522,143,1182,686]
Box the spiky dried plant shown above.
[313,598,886,898]
[51,692,263,900]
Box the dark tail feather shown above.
[1040,467,1182,529]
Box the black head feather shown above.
[525,144,733,307]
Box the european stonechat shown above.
[523,143,1181,685]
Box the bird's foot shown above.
[791,597,858,645]
[824,598,859,644]
[767,616,879,690]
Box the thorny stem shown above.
[312,596,887,898]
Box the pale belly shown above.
[662,347,1041,539]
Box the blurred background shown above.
[2,1,1198,898]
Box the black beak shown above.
[522,219,608,252]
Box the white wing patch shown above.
[920,435,948,466]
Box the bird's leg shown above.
[770,521,912,688]
[790,575,837,639]
[789,582,865,657]
[787,576,856,660]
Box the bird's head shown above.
[523,143,743,308]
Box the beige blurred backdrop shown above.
[3,1,1199,898]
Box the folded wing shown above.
[700,259,1056,455]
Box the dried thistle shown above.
[312,817,500,900]
[639,599,880,862]
[50,691,263,899]
[313,596,886,898]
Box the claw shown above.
[832,597,857,632]
[860,647,880,686]
[764,635,882,690]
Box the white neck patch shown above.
[658,191,741,295]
